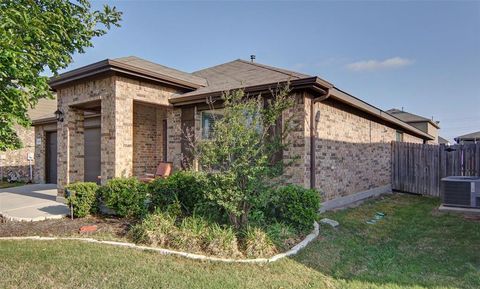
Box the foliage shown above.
[204,223,241,258]
[190,85,295,228]
[64,182,99,218]
[0,0,121,150]
[270,185,320,232]
[149,171,210,215]
[130,211,241,257]
[129,210,177,246]
[2,194,480,289]
[100,178,147,218]
[243,226,277,258]
[265,222,298,251]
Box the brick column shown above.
[101,77,134,183]
[57,106,84,193]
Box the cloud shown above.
[346,57,414,72]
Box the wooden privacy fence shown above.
[391,142,480,197]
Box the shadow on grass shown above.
[291,193,480,289]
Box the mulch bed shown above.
[0,216,132,239]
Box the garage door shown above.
[45,131,57,184]
[84,127,101,184]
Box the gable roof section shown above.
[455,131,480,141]
[29,97,57,120]
[387,108,440,128]
[438,136,450,144]
[174,59,320,98]
[49,56,207,90]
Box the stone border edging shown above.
[0,222,319,263]
[0,211,66,222]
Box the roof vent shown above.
[250,55,256,62]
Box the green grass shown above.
[0,181,25,189]
[1,194,479,289]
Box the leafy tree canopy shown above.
[189,85,296,228]
[0,0,121,151]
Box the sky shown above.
[65,0,480,142]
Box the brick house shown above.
[386,108,440,144]
[0,98,56,182]
[32,56,433,207]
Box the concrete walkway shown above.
[0,184,68,222]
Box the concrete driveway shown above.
[0,184,68,222]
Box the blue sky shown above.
[67,1,480,141]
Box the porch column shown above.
[57,106,84,193]
[101,79,134,183]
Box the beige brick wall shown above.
[52,74,181,195]
[57,76,115,193]
[133,103,169,176]
[282,93,310,188]
[166,108,183,168]
[0,125,35,182]
[313,97,423,201]
[33,123,57,183]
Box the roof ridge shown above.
[236,59,307,79]
[113,56,207,84]
[192,59,242,74]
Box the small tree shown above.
[0,0,122,151]
[190,84,296,228]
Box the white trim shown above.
[0,222,319,263]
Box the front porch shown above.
[34,74,187,197]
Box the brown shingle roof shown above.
[28,97,57,121]
[49,56,207,90]
[387,108,440,128]
[114,56,207,87]
[178,59,314,98]
[438,136,450,144]
[456,131,480,141]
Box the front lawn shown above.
[1,194,479,289]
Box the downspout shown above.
[310,88,331,189]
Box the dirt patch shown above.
[463,214,480,222]
[0,216,133,240]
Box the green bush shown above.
[129,211,241,257]
[174,216,210,252]
[129,210,177,246]
[265,222,297,251]
[271,185,320,232]
[64,182,99,218]
[243,226,277,258]
[204,224,241,258]
[149,171,210,215]
[100,177,147,218]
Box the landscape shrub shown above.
[270,185,321,232]
[129,211,242,257]
[100,177,148,218]
[149,171,210,215]
[265,222,298,251]
[173,216,210,252]
[129,210,177,246]
[64,182,99,218]
[243,226,277,258]
[204,224,241,258]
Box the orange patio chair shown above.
[139,162,173,183]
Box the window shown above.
[201,110,223,139]
[396,131,404,142]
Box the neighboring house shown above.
[0,98,56,182]
[32,56,433,205]
[387,108,440,144]
[455,131,480,144]
[438,136,451,145]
